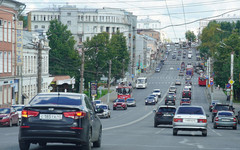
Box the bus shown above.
[198,76,207,86]
[136,77,147,89]
[116,85,132,100]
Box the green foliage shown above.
[185,30,196,42]
[47,20,80,78]
[18,15,27,28]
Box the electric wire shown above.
[164,0,177,40]
[181,0,187,32]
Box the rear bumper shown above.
[214,122,237,127]
[173,123,207,131]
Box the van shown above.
[188,54,192,59]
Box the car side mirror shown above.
[153,110,156,113]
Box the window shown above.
[0,19,2,41]
[41,25,45,29]
[67,21,71,26]
[4,52,7,72]
[67,12,71,16]
[8,52,11,72]
[8,22,11,42]
[34,25,38,29]
[0,51,2,73]
[4,21,7,42]
[44,16,46,21]
[33,15,36,21]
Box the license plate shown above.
[164,114,171,116]
[222,119,230,122]
[40,114,62,120]
[183,118,197,123]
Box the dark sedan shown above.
[154,106,176,127]
[145,96,156,105]
[18,92,102,150]
[214,111,237,130]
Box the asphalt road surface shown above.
[1,47,240,150]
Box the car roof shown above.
[153,89,160,91]
[96,104,108,106]
[158,105,176,108]
[217,110,233,113]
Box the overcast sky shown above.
[20,0,240,42]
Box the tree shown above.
[18,15,27,28]
[185,30,196,43]
[47,20,80,78]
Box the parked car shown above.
[173,106,208,136]
[152,89,161,98]
[18,92,102,150]
[0,107,19,127]
[11,105,25,123]
[165,95,176,105]
[212,104,232,122]
[154,106,176,127]
[180,98,191,105]
[209,100,220,112]
[213,111,237,130]
[113,99,127,110]
[95,104,111,118]
[145,96,156,105]
[126,98,136,107]
[169,86,177,93]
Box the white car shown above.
[95,104,111,118]
[184,84,192,91]
[152,89,161,98]
[173,106,208,136]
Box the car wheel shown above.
[113,107,116,110]
[145,103,147,105]
[173,129,178,136]
[154,121,158,128]
[125,107,127,110]
[82,129,92,150]
[9,119,12,127]
[233,126,237,130]
[214,125,217,129]
[39,142,47,147]
[93,127,102,147]
[202,130,207,136]
[19,141,30,150]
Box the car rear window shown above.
[158,107,176,112]
[127,99,134,102]
[0,108,10,114]
[177,107,204,115]
[12,106,24,111]
[181,99,190,102]
[29,95,82,106]
[215,105,229,110]
[218,112,233,116]
[97,105,108,109]
[116,99,125,102]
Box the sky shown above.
[20,0,240,42]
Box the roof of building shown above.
[52,75,71,82]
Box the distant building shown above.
[137,29,160,42]
[137,17,161,31]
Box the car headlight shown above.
[3,116,9,119]
[145,100,147,102]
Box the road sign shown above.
[229,79,235,85]
[210,78,213,82]
[226,83,231,88]
[210,81,214,86]
[100,77,108,81]
[208,84,210,88]
[132,74,134,78]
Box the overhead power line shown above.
[164,0,177,40]
[181,0,187,32]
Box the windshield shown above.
[177,107,204,115]
[116,99,125,102]
[158,107,176,112]
[0,108,10,114]
[218,112,233,116]
[12,106,24,111]
[127,99,134,102]
[137,79,145,84]
[147,97,154,100]
[97,105,108,109]
[153,90,160,93]
[117,87,131,95]
[215,105,229,110]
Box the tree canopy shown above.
[185,30,196,42]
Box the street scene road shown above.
[1,47,239,150]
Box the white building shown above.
[15,31,53,104]
[137,17,161,31]
[135,34,147,75]
[27,5,137,75]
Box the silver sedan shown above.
[213,111,237,130]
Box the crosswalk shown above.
[149,76,198,80]
[148,82,199,85]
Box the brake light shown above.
[22,110,39,118]
[212,110,218,113]
[156,112,162,115]
[70,127,83,130]
[63,111,86,119]
[233,118,237,122]
[215,117,219,121]
[198,119,207,123]
[20,126,30,128]
[174,118,183,122]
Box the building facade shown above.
[27,5,137,75]
[0,0,25,107]
[135,34,147,75]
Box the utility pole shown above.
[210,57,213,93]
[230,52,234,106]
[107,60,112,104]
[79,49,85,93]
[37,40,43,93]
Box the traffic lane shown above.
[0,126,19,150]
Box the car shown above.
[0,107,19,127]
[211,104,232,122]
[155,67,160,73]
[184,83,192,91]
[209,100,220,112]
[93,100,102,107]
[213,111,237,130]
[113,99,127,110]
[165,95,176,105]
[172,55,176,59]
[152,89,161,98]
[154,106,176,127]
[169,86,177,93]
[18,92,102,150]
[11,105,25,123]
[178,71,184,76]
[182,55,186,58]
[180,98,191,105]
[149,94,158,103]
[175,79,181,85]
[168,92,176,98]
[177,57,180,61]
[95,104,111,118]
[160,60,165,65]
[182,89,191,99]
[173,106,208,136]
[126,98,136,107]
[145,96,156,105]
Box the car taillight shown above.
[22,110,39,118]
[198,119,207,123]
[174,118,183,122]
[215,117,219,121]
[156,112,162,115]
[233,118,237,122]
[63,111,86,119]
[212,110,218,113]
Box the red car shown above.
[180,98,191,105]
[113,99,127,110]
[182,90,191,99]
[0,107,19,127]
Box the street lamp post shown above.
[230,52,234,106]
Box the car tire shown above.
[202,130,207,136]
[154,121,158,128]
[233,126,237,130]
[9,119,12,127]
[39,142,47,147]
[15,120,19,126]
[93,128,102,147]
[113,107,116,110]
[82,129,92,150]
[19,141,30,150]
[214,125,217,129]
[145,103,147,105]
[124,107,127,110]
[173,129,178,136]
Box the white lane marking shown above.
[208,126,222,136]
[155,128,165,134]
[197,144,205,149]
[103,84,172,131]
[179,138,195,146]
